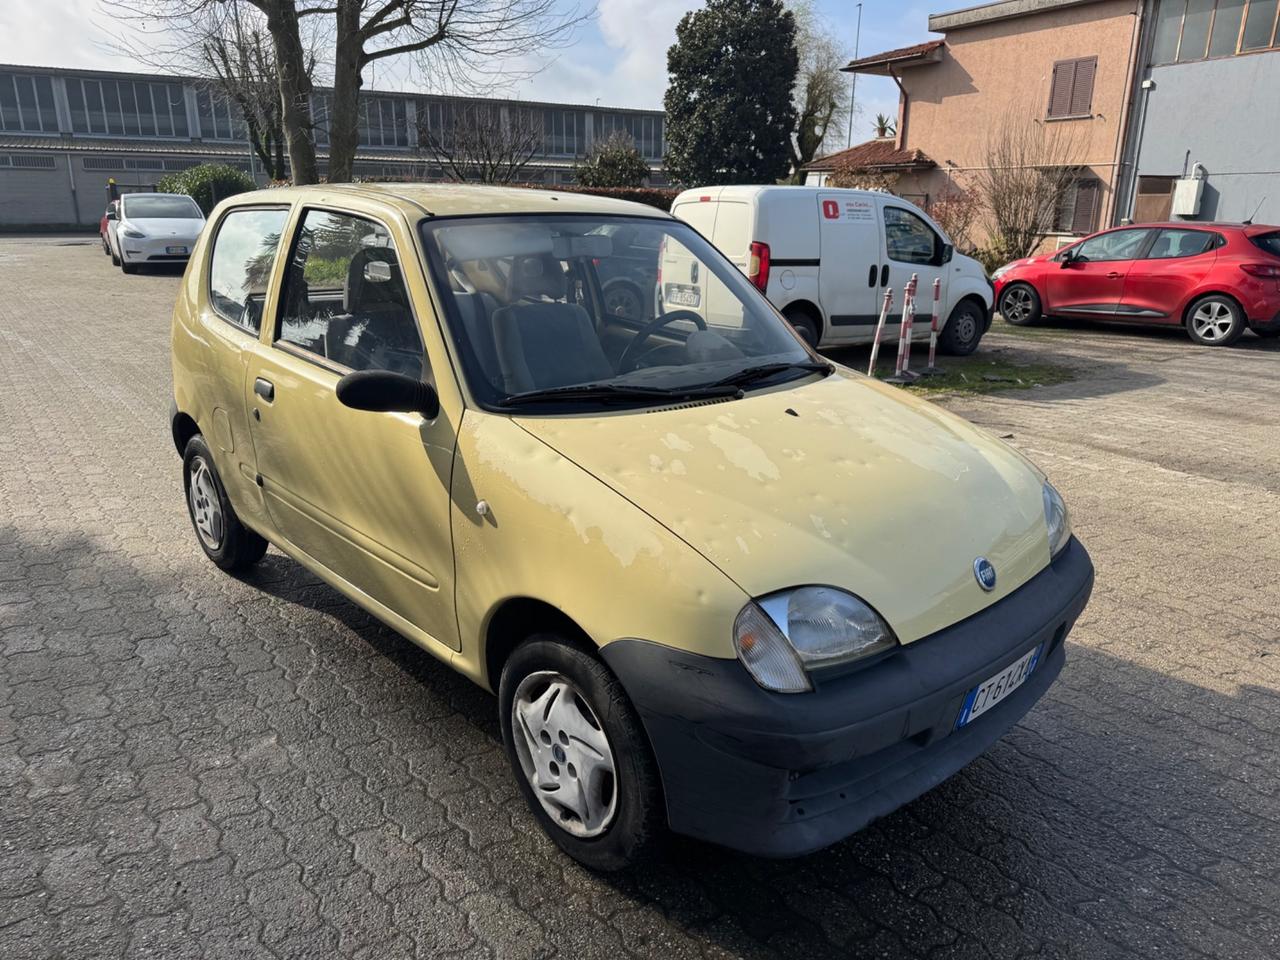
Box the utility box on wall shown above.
[1172,176,1205,217]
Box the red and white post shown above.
[924,277,943,375]
[867,287,894,377]
[890,274,919,382]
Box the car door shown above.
[878,202,948,332]
[1118,228,1222,323]
[815,192,882,337]
[1045,228,1152,317]
[243,204,461,652]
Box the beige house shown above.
[825,0,1145,248]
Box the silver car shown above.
[107,193,206,274]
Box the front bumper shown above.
[602,537,1093,857]
[121,235,196,262]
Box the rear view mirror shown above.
[337,370,439,419]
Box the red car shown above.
[993,222,1280,346]
[99,200,118,256]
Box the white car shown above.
[107,193,206,274]
[670,185,992,354]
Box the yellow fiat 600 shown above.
[171,184,1093,870]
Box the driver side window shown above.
[1071,229,1150,263]
[276,209,424,380]
[884,207,940,265]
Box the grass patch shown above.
[869,355,1076,396]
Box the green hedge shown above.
[156,163,257,215]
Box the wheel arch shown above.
[171,408,200,457]
[1182,289,1245,324]
[482,596,597,693]
[781,299,824,338]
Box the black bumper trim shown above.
[601,537,1093,857]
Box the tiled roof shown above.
[844,39,945,71]
[802,139,935,172]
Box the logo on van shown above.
[821,199,840,220]
[973,557,997,592]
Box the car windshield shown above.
[123,195,202,220]
[420,215,818,411]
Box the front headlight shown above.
[1043,481,1071,557]
[733,586,898,693]
[122,227,147,239]
[991,264,1012,280]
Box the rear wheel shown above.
[1185,295,1245,346]
[109,243,120,266]
[603,281,646,323]
[939,299,986,355]
[183,435,267,571]
[101,235,110,256]
[998,283,1042,326]
[499,635,663,871]
[783,305,821,347]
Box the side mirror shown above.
[106,210,118,221]
[940,242,954,265]
[336,370,439,419]
[1059,249,1076,268]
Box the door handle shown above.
[867,264,878,287]
[1106,271,1123,279]
[880,264,890,286]
[254,377,275,402]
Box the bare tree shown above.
[201,5,316,181]
[788,0,849,182]
[973,111,1083,258]
[105,0,591,185]
[420,103,541,183]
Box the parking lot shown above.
[2,236,1279,959]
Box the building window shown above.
[1047,57,1097,119]
[1134,175,1177,221]
[1059,178,1102,234]
[543,109,582,156]
[358,96,409,148]
[196,88,244,140]
[596,112,663,159]
[1151,0,1280,64]
[65,78,189,138]
[0,73,60,133]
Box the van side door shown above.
[816,193,882,338]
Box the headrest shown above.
[506,254,566,302]
[345,246,405,312]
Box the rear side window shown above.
[1250,231,1280,258]
[1146,229,1221,259]
[208,207,290,334]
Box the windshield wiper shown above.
[710,360,833,389]
[498,381,741,407]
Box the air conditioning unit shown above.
[1172,175,1204,217]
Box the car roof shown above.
[1113,221,1279,232]
[217,182,675,221]
[673,184,885,202]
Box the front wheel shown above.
[998,283,1042,326]
[121,259,139,275]
[1185,295,1245,346]
[938,299,986,355]
[183,435,267,571]
[499,636,663,871]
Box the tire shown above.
[783,306,821,347]
[101,236,110,256]
[499,635,663,871]
[1185,294,1245,346]
[938,298,986,356]
[121,259,139,275]
[110,244,120,267]
[182,435,267,571]
[998,282,1042,326]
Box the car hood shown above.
[515,369,1052,644]
[125,217,205,238]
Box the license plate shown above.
[664,284,700,307]
[955,644,1042,728]
[166,245,188,255]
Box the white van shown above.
[669,185,992,354]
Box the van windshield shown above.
[420,215,821,411]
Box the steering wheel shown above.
[618,309,707,372]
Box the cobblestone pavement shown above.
[2,238,1279,960]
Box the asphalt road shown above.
[2,237,1279,959]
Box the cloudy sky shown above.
[0,0,935,149]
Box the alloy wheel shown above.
[1190,301,1235,342]
[188,457,224,550]
[1001,287,1033,323]
[511,670,618,838]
